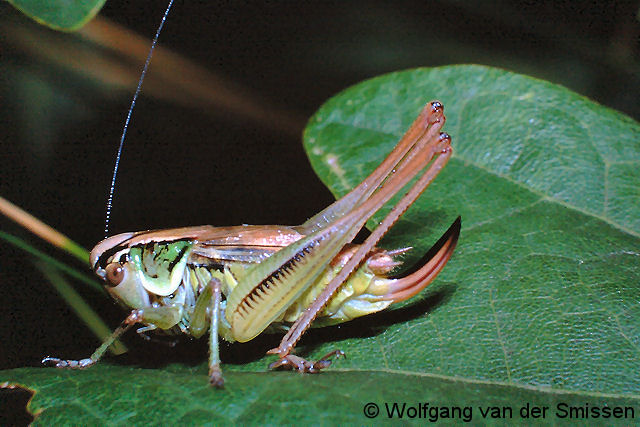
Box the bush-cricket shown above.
[42,0,461,387]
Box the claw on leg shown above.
[209,365,224,388]
[268,350,345,373]
[42,357,96,369]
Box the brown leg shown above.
[297,101,445,234]
[269,350,345,373]
[268,122,453,362]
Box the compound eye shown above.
[104,263,125,287]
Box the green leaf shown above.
[7,0,106,31]
[303,65,640,393]
[2,65,639,422]
[4,366,639,424]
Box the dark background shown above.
[1,0,639,370]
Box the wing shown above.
[120,224,304,247]
[92,225,305,270]
[190,225,305,264]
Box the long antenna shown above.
[103,0,175,238]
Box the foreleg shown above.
[43,306,181,369]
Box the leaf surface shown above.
[3,65,639,423]
[4,366,639,424]
[303,65,640,395]
[8,0,106,31]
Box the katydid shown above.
[42,1,460,387]
[44,101,459,386]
